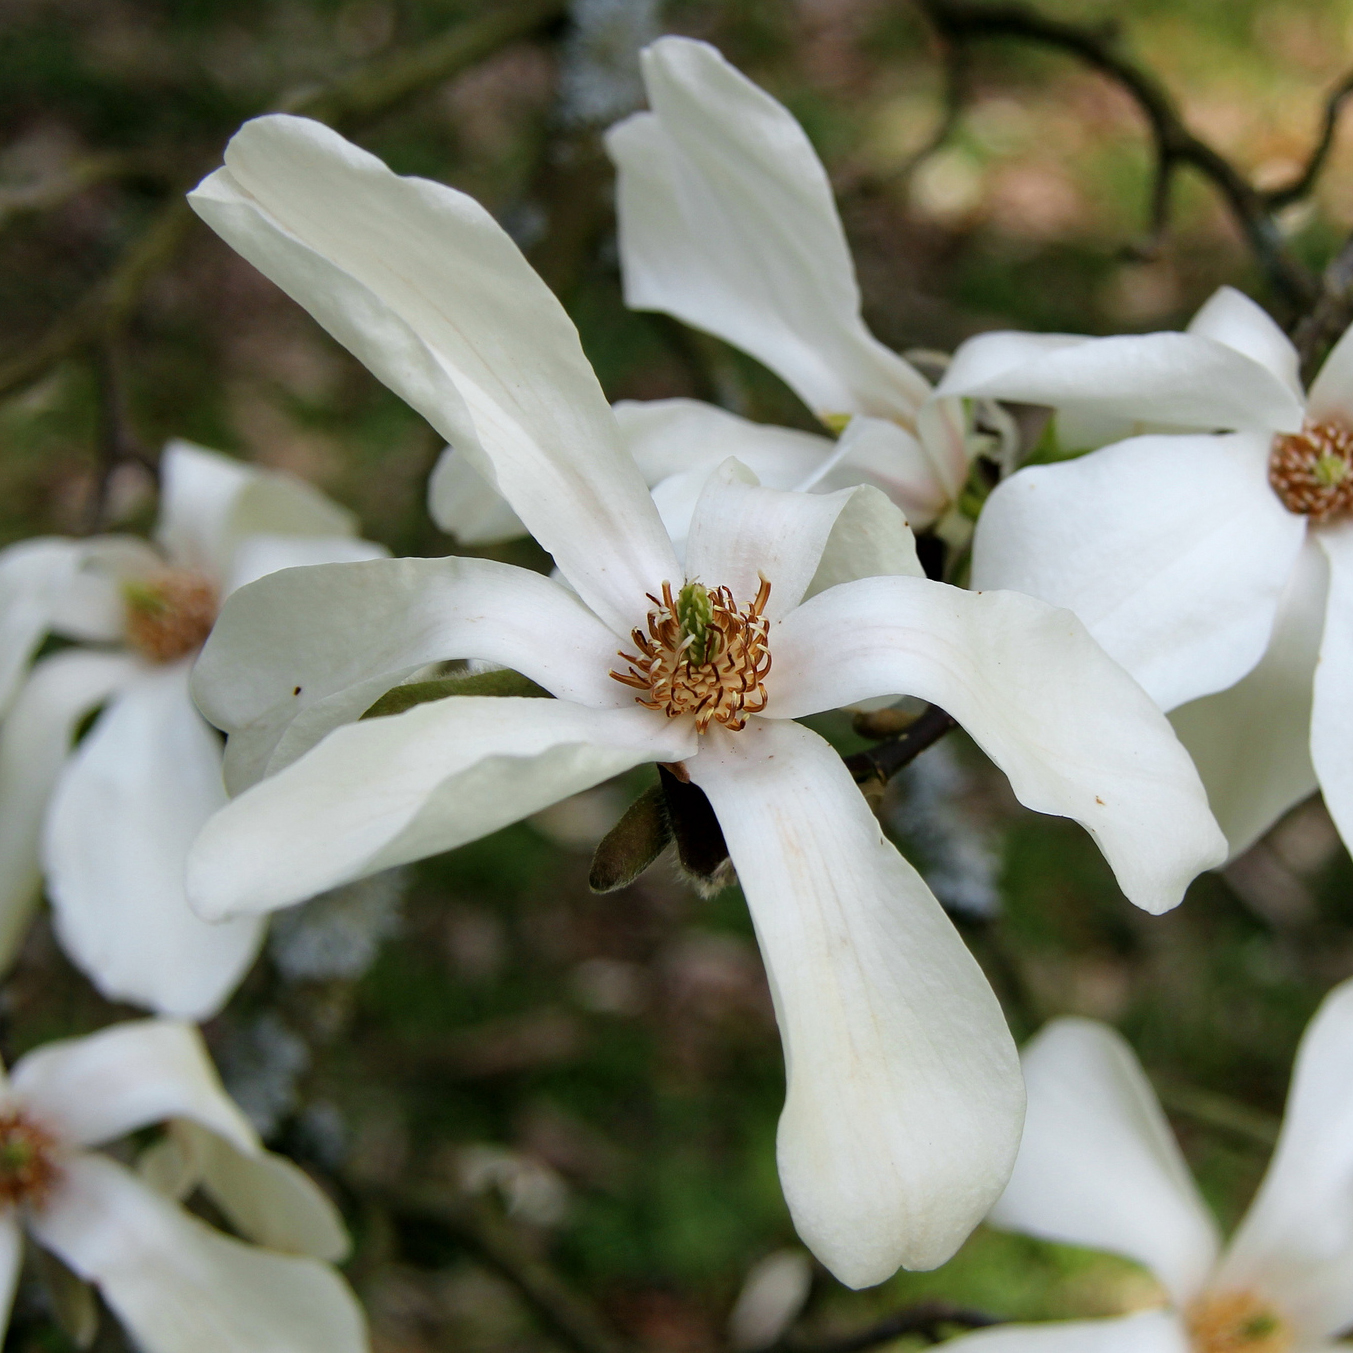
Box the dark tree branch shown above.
[1292,227,1353,380]
[779,1302,1006,1352]
[87,335,153,532]
[1263,68,1353,210]
[844,704,959,787]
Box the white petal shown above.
[989,1019,1218,1305]
[1306,321,1353,422]
[0,1215,22,1339]
[832,414,953,528]
[684,459,918,622]
[43,665,265,1019]
[189,116,676,635]
[608,39,930,424]
[193,556,628,795]
[939,1312,1190,1353]
[971,434,1306,711]
[1169,536,1325,858]
[11,1018,256,1152]
[50,536,162,643]
[224,533,388,595]
[31,1154,366,1353]
[937,331,1304,435]
[688,719,1023,1287]
[938,330,1087,400]
[157,441,357,584]
[0,539,91,712]
[768,577,1226,913]
[1216,976,1353,1342]
[188,697,694,920]
[427,447,527,545]
[1312,522,1353,853]
[1185,286,1302,399]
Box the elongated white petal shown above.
[190,115,676,634]
[1306,321,1353,422]
[51,537,162,643]
[832,415,952,527]
[225,533,388,595]
[427,447,528,545]
[12,1019,255,1152]
[769,577,1226,913]
[937,331,1304,435]
[188,698,694,919]
[0,539,93,712]
[684,460,918,622]
[193,557,628,794]
[608,39,929,424]
[31,1154,366,1353]
[1312,522,1353,853]
[939,1312,1190,1353]
[43,666,265,1019]
[0,1214,20,1339]
[1169,536,1325,858]
[989,1019,1218,1305]
[1185,286,1302,399]
[158,441,359,584]
[972,433,1305,711]
[938,331,1085,400]
[689,719,1022,1287]
[0,650,139,970]
[1216,977,1353,1342]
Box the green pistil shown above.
[122,579,168,615]
[0,1140,32,1171]
[677,582,714,665]
[1314,453,1349,488]
[1239,1313,1279,1340]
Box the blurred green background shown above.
[4,0,1353,1349]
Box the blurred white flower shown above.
[0,441,385,1017]
[945,981,1353,1353]
[269,868,406,983]
[216,1013,311,1139]
[457,1144,569,1227]
[728,1248,813,1351]
[184,112,1223,1286]
[557,0,661,129]
[0,1018,364,1353]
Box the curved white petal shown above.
[1169,536,1325,858]
[939,1312,1190,1353]
[971,434,1306,710]
[1311,522,1353,854]
[0,1215,21,1339]
[1217,977,1353,1342]
[1186,286,1302,400]
[189,115,676,635]
[225,533,388,595]
[193,556,628,794]
[50,536,162,644]
[833,415,952,527]
[769,577,1226,913]
[427,447,528,545]
[937,331,1304,435]
[31,1154,366,1353]
[43,665,265,1019]
[11,1019,256,1152]
[188,697,694,920]
[689,719,1023,1287]
[989,1019,1218,1305]
[0,539,93,711]
[0,649,139,970]
[607,39,929,424]
[1306,321,1353,423]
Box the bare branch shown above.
[1292,227,1353,380]
[87,335,153,533]
[844,704,959,787]
[1263,67,1353,210]
[0,152,148,232]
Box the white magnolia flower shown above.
[944,982,1353,1353]
[0,1017,364,1353]
[184,112,1224,1287]
[944,287,1348,858]
[0,441,385,1017]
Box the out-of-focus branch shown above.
[779,1302,1006,1352]
[0,151,147,231]
[0,0,569,403]
[1293,227,1353,381]
[87,335,153,531]
[1154,1078,1281,1149]
[911,0,1318,310]
[1263,68,1353,210]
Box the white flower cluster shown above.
[0,27,1349,1352]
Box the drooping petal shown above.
[768,576,1226,913]
[607,39,930,425]
[1169,536,1325,858]
[989,1019,1218,1306]
[0,649,140,970]
[971,433,1306,711]
[225,533,388,595]
[831,415,953,527]
[427,447,528,545]
[1215,976,1353,1343]
[188,697,695,920]
[31,1153,366,1353]
[0,539,96,712]
[1311,522,1353,853]
[11,1019,255,1152]
[42,665,265,1019]
[688,718,1023,1287]
[1185,285,1303,400]
[938,1312,1191,1353]
[189,115,676,635]
[1305,321,1353,423]
[192,556,631,794]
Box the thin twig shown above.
[779,1302,1006,1352]
[1263,68,1353,209]
[0,152,148,231]
[844,704,959,787]
[1292,226,1353,380]
[87,336,152,533]
[1153,1078,1281,1150]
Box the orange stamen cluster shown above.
[612,579,772,733]
[1187,1291,1292,1353]
[0,1112,61,1209]
[124,569,218,663]
[1269,418,1353,520]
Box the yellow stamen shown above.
[123,569,218,663]
[1269,418,1353,520]
[1187,1290,1292,1353]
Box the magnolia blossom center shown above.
[611,578,772,733]
[0,1111,61,1209]
[1186,1290,1293,1353]
[124,568,219,663]
[1269,418,1353,520]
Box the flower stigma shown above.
[0,1111,61,1209]
[123,569,219,663]
[611,577,772,733]
[1269,418,1353,520]
[1186,1290,1292,1353]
